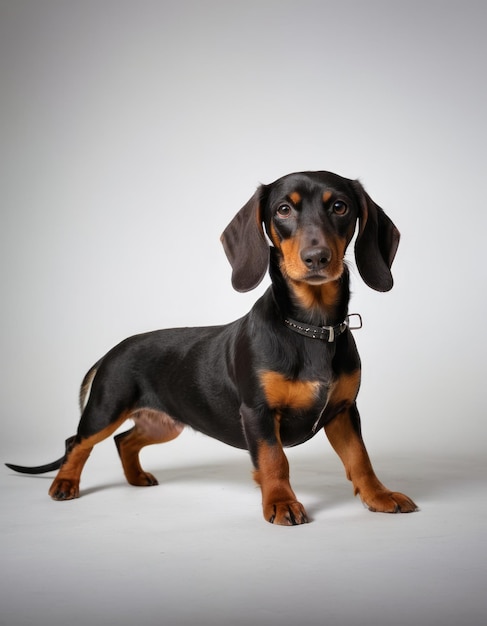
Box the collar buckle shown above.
[347,313,363,331]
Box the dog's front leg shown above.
[325,403,417,513]
[241,404,308,526]
[253,439,309,525]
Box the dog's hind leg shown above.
[114,410,184,487]
[48,416,127,500]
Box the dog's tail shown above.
[79,359,102,412]
[6,359,103,475]
[5,435,76,475]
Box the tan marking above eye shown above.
[260,370,320,410]
[322,191,332,203]
[289,191,301,205]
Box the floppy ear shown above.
[353,180,400,292]
[220,187,269,292]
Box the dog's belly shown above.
[175,401,325,451]
[131,408,185,439]
[129,402,324,452]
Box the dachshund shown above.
[6,170,417,525]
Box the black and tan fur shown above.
[6,171,417,525]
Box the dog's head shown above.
[221,171,400,293]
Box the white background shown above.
[1,2,486,625]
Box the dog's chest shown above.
[259,369,331,413]
[260,371,333,445]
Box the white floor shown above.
[1,431,486,626]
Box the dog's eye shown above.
[277,204,292,218]
[332,200,348,216]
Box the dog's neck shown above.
[268,248,350,327]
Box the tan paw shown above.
[363,490,418,513]
[127,471,159,487]
[49,479,80,500]
[264,500,309,525]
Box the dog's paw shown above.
[127,471,159,487]
[264,500,309,526]
[49,479,80,500]
[363,490,418,513]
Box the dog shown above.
[6,170,417,525]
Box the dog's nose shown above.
[300,246,331,270]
